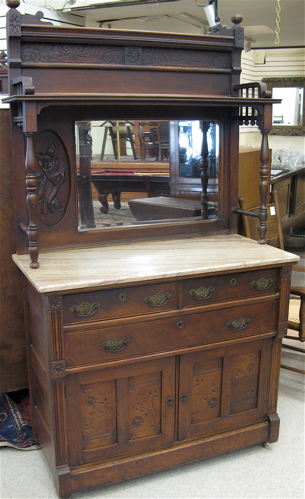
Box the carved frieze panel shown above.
[21,43,229,70]
[34,130,70,226]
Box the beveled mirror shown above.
[76,119,220,231]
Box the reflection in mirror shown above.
[262,77,305,135]
[76,120,220,230]
[272,87,304,126]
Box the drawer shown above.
[62,281,178,324]
[64,299,278,367]
[183,268,278,308]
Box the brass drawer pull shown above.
[180,393,188,402]
[101,337,129,352]
[144,292,172,306]
[167,397,174,406]
[250,277,274,291]
[70,302,100,317]
[189,286,215,300]
[226,317,250,330]
[176,320,185,329]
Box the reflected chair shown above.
[100,121,137,161]
[138,126,157,160]
[156,122,170,161]
[239,191,305,374]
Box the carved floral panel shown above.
[191,357,222,424]
[21,43,229,70]
[34,130,71,226]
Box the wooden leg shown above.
[99,193,109,214]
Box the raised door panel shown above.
[66,357,175,466]
[178,338,272,441]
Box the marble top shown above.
[12,234,299,294]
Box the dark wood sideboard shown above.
[4,3,298,498]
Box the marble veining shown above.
[12,234,298,293]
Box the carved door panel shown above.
[178,338,273,441]
[66,357,175,466]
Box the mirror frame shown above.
[262,77,305,136]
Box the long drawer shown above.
[62,281,178,325]
[64,299,278,367]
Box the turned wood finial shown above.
[231,14,243,26]
[6,0,20,8]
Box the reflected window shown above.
[272,87,304,126]
[178,121,219,178]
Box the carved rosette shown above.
[283,267,292,278]
[234,27,244,48]
[7,6,21,37]
[125,46,142,65]
[52,361,66,378]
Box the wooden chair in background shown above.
[239,190,305,374]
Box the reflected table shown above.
[91,170,170,213]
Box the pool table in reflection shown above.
[91,170,170,213]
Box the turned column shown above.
[200,121,211,220]
[24,132,39,268]
[258,128,271,244]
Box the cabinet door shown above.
[178,338,272,441]
[272,177,291,222]
[66,357,175,466]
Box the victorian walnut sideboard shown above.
[4,4,298,498]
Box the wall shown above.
[240,48,305,157]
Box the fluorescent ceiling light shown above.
[244,25,275,36]
[63,0,178,7]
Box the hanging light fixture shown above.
[196,0,223,32]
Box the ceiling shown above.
[58,0,305,49]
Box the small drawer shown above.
[183,268,279,308]
[64,299,278,367]
[62,281,178,324]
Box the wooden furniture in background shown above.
[238,147,272,210]
[270,167,305,238]
[239,191,305,374]
[238,148,305,239]
[5,3,297,498]
[0,109,27,393]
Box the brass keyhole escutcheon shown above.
[167,397,174,406]
[230,278,238,287]
[118,293,128,302]
[176,320,185,329]
[180,393,188,402]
